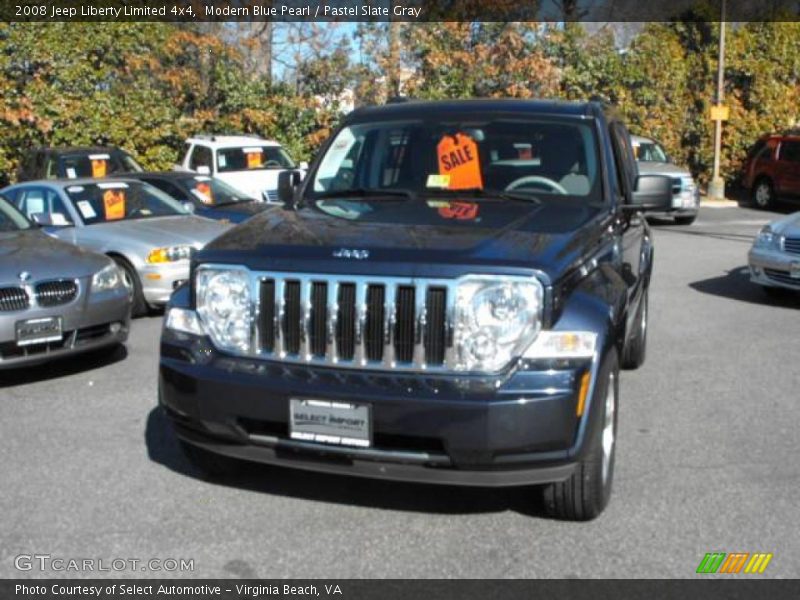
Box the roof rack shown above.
[191,132,265,141]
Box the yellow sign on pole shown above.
[710,105,729,121]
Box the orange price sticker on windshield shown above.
[437,133,483,190]
[246,151,263,169]
[103,190,125,221]
[91,159,108,178]
[195,182,213,204]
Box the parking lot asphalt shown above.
[1,205,798,579]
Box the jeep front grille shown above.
[254,274,454,371]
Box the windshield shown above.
[310,117,602,202]
[64,181,188,224]
[634,141,668,162]
[59,150,143,179]
[182,175,256,206]
[216,145,296,173]
[0,193,31,232]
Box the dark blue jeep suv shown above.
[159,99,673,520]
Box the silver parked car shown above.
[0,193,130,369]
[1,179,231,316]
[632,135,699,225]
[748,211,800,294]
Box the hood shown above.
[636,161,692,178]
[0,229,110,283]
[87,215,230,248]
[217,171,283,199]
[200,196,609,281]
[197,201,269,224]
[770,210,800,236]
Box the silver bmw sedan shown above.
[0,193,130,369]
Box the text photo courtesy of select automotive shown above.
[1,16,799,583]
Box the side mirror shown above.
[277,170,302,209]
[196,165,211,175]
[182,202,196,214]
[627,174,674,212]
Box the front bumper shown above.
[0,285,130,369]
[749,247,800,290]
[139,262,190,305]
[159,329,603,487]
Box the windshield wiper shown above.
[425,188,540,204]
[315,188,416,200]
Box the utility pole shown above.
[708,0,727,200]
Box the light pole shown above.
[708,0,727,200]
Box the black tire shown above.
[621,289,648,370]
[179,439,243,479]
[112,255,147,317]
[541,350,619,521]
[751,178,775,210]
[674,214,696,226]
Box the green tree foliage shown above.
[2,21,800,188]
[0,22,337,185]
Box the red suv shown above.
[742,132,800,209]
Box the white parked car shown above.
[176,135,306,204]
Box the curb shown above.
[699,197,739,208]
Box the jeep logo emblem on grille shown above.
[332,248,370,260]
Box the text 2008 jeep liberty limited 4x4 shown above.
[159,100,673,520]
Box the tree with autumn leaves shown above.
[1,20,800,187]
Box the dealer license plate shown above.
[289,399,371,448]
[16,316,63,346]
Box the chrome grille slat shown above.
[326,281,339,363]
[253,273,453,372]
[274,279,286,358]
[353,282,369,366]
[412,284,427,367]
[298,278,312,360]
[383,283,397,368]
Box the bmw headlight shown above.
[195,266,252,353]
[454,276,543,372]
[754,226,781,250]
[92,263,125,292]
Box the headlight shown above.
[453,276,543,372]
[147,245,194,263]
[91,263,124,292]
[754,226,781,250]
[195,266,251,353]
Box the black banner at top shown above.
[5,0,800,22]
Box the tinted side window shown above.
[779,140,800,163]
[189,145,213,171]
[16,187,73,224]
[144,178,188,201]
[609,122,636,201]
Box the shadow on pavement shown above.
[0,343,128,388]
[144,406,552,519]
[690,265,800,308]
